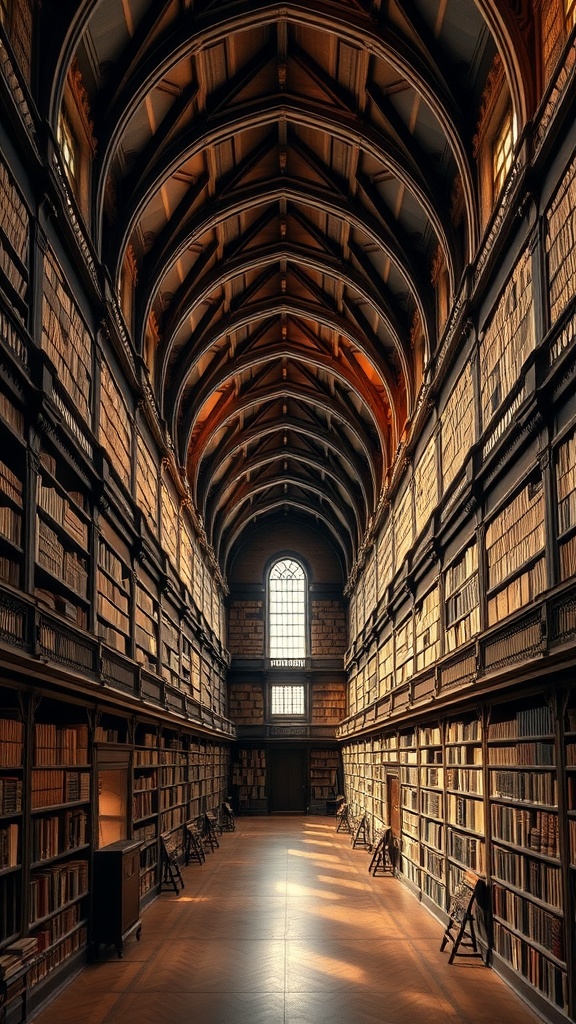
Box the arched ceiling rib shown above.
[49,0,518,580]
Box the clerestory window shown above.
[268,557,306,665]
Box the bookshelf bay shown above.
[0,684,231,1017]
[340,685,575,1023]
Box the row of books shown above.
[0,721,23,765]
[492,845,563,908]
[447,829,485,872]
[493,883,564,959]
[31,809,87,862]
[493,921,567,1009]
[32,903,82,949]
[488,704,554,739]
[30,770,90,809]
[0,937,38,981]
[0,823,18,868]
[447,794,485,831]
[490,769,557,805]
[33,723,89,766]
[0,776,22,814]
[0,504,21,546]
[445,766,483,794]
[488,740,554,765]
[28,926,87,988]
[29,859,88,923]
[490,805,559,857]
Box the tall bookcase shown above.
[308,749,340,812]
[419,723,445,909]
[0,701,24,949]
[445,714,485,894]
[232,748,267,811]
[158,731,189,835]
[488,696,568,1018]
[0,398,25,590]
[132,726,160,903]
[35,447,90,631]
[399,728,420,889]
[27,699,91,1003]
[96,530,131,656]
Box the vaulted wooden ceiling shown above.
[46,0,528,580]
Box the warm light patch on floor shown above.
[287,848,341,862]
[291,947,368,984]
[316,873,367,891]
[283,881,342,899]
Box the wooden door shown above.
[269,747,307,812]
[386,773,400,837]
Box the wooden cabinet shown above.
[92,840,142,957]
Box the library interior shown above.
[0,1,575,1022]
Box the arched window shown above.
[268,557,307,662]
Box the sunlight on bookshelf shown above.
[488,697,567,1013]
[479,247,534,430]
[445,542,480,652]
[485,479,546,626]
[546,156,576,323]
[441,364,474,490]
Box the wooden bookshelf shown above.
[161,608,181,689]
[28,702,90,1002]
[479,246,533,432]
[161,481,179,570]
[414,434,438,537]
[41,248,92,427]
[132,726,160,902]
[415,586,441,672]
[445,542,480,652]
[308,749,339,812]
[399,728,420,889]
[485,478,546,627]
[311,682,346,725]
[0,155,29,315]
[0,709,24,951]
[441,364,474,490]
[136,432,159,534]
[395,616,414,687]
[445,715,485,893]
[419,723,446,909]
[232,749,267,812]
[556,429,576,582]
[394,484,413,572]
[158,732,189,835]
[99,360,131,491]
[546,157,576,324]
[0,439,24,590]
[35,447,90,631]
[488,697,568,1016]
[134,577,159,672]
[96,527,131,656]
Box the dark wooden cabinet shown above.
[92,839,142,957]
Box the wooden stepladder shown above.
[351,813,369,849]
[336,801,350,832]
[440,871,486,964]
[160,833,185,894]
[368,826,394,875]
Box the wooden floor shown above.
[29,816,541,1024]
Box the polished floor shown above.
[29,816,541,1024]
